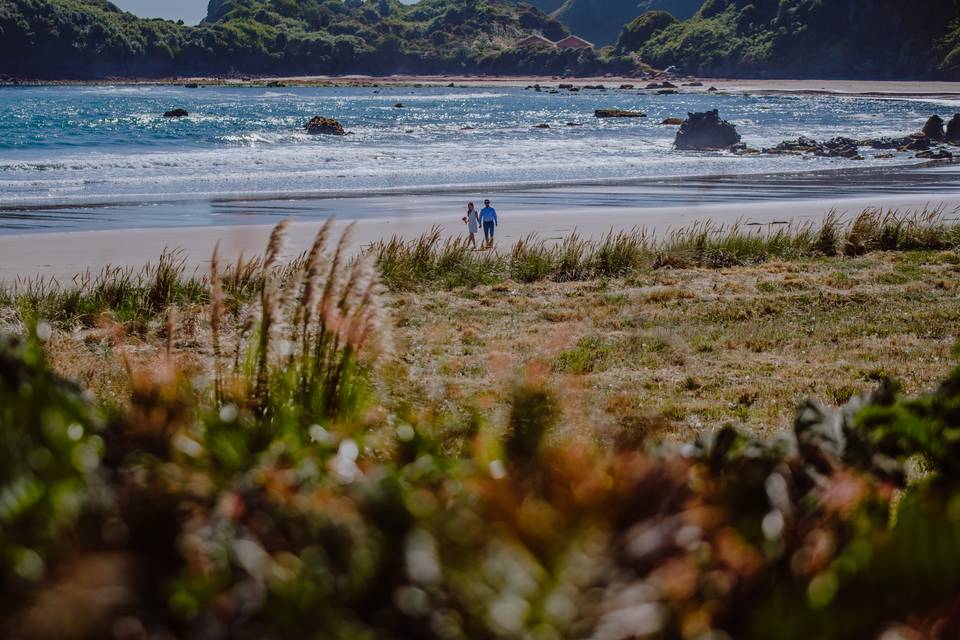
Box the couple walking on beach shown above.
[463,199,498,250]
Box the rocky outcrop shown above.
[305,116,346,135]
[765,136,862,159]
[163,108,188,118]
[946,115,960,144]
[660,117,683,125]
[595,109,646,118]
[865,136,914,150]
[916,148,953,159]
[922,115,945,141]
[674,110,740,150]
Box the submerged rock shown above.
[595,109,646,118]
[922,115,945,141]
[304,116,346,135]
[765,136,862,159]
[946,114,960,144]
[163,108,189,118]
[866,136,914,150]
[674,110,740,150]
[916,148,953,159]
[660,117,684,125]
[901,136,931,151]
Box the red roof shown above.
[555,35,593,49]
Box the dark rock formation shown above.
[865,136,914,150]
[674,110,741,150]
[901,137,931,151]
[922,115,945,141]
[946,115,960,144]
[660,117,684,125]
[183,83,199,89]
[595,109,646,118]
[765,136,862,159]
[163,108,189,118]
[916,148,953,159]
[305,116,346,135]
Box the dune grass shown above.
[2,208,957,330]
[372,207,960,289]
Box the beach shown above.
[3,78,960,281]
[3,188,959,282]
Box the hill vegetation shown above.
[529,0,702,46]
[620,0,960,79]
[0,0,636,78]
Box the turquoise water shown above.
[0,84,958,231]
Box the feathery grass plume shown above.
[210,242,223,404]
[294,218,334,350]
[254,221,291,408]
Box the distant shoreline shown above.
[3,76,960,99]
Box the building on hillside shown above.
[554,35,593,50]
[516,34,556,48]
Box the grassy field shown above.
[3,211,960,639]
[390,250,960,444]
[5,209,957,445]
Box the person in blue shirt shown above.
[479,199,498,248]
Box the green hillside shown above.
[0,0,636,78]
[628,0,960,79]
[547,0,701,45]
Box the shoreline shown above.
[3,76,960,99]
[3,192,959,283]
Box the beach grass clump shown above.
[374,227,505,289]
[5,249,209,329]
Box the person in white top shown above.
[463,202,480,250]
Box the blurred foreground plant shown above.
[5,221,960,639]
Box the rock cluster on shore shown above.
[669,111,960,160]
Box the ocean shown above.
[1,84,959,232]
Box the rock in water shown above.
[660,117,684,125]
[946,114,960,144]
[304,116,346,136]
[595,109,646,118]
[922,115,945,141]
[674,110,740,150]
[163,108,189,118]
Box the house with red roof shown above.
[554,35,593,50]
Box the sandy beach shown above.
[3,190,959,282]
[9,75,960,98]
